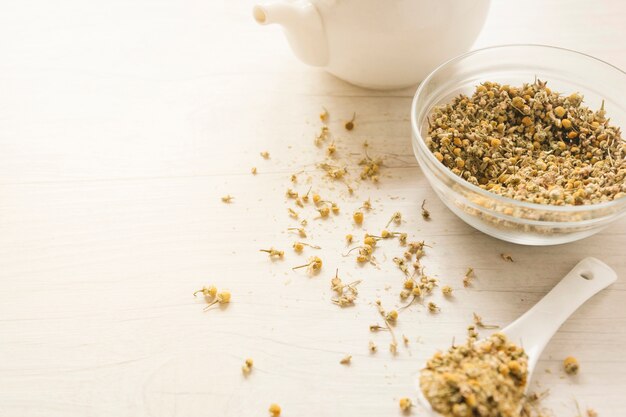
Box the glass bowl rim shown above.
[411,43,626,214]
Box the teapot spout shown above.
[253,1,328,67]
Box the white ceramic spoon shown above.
[416,257,617,416]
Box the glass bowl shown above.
[411,45,626,245]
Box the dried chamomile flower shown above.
[363,235,377,246]
[317,206,330,218]
[399,397,413,412]
[359,154,383,181]
[260,151,270,159]
[286,188,298,199]
[356,254,368,263]
[293,256,322,274]
[292,241,321,253]
[427,301,439,312]
[421,199,430,220]
[204,290,231,311]
[345,234,353,244]
[385,310,398,322]
[441,285,453,296]
[320,107,329,122]
[221,195,234,203]
[331,270,361,307]
[586,408,598,417]
[463,267,474,287]
[473,312,499,329]
[301,186,312,203]
[500,253,514,262]
[393,257,409,276]
[287,227,307,238]
[312,193,321,205]
[314,126,329,146]
[242,358,254,375]
[327,142,336,155]
[268,403,281,417]
[251,167,257,175]
[287,208,298,219]
[290,173,297,183]
[386,211,402,227]
[563,356,579,375]
[398,233,408,244]
[331,202,340,214]
[353,211,364,225]
[345,112,356,130]
[362,198,372,211]
[260,248,284,258]
[369,341,377,353]
[292,242,304,253]
[340,355,352,365]
[193,285,217,298]
[407,241,427,254]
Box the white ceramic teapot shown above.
[253,0,491,90]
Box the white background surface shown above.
[1,1,625,416]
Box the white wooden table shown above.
[1,1,625,416]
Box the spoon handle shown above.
[502,257,617,370]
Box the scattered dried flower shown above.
[317,206,330,218]
[251,167,257,175]
[421,199,430,220]
[340,355,352,365]
[320,107,329,122]
[353,211,364,224]
[221,195,234,203]
[441,285,453,296]
[314,125,330,146]
[203,290,231,311]
[463,267,475,288]
[427,302,439,312]
[260,151,270,159]
[399,397,413,412]
[369,341,377,353]
[345,112,356,130]
[563,356,579,375]
[473,312,499,329]
[500,253,514,262]
[242,358,254,375]
[386,211,402,228]
[268,403,281,417]
[293,256,323,274]
[260,248,284,258]
[193,285,217,298]
[385,310,399,322]
[287,208,299,219]
[287,227,307,238]
[345,234,353,244]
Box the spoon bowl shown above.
[415,257,617,416]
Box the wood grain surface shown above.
[1,1,625,416]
